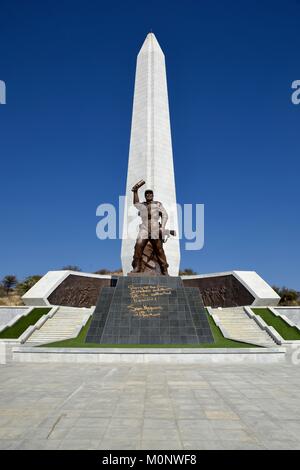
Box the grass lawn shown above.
[252,308,300,341]
[42,310,257,348]
[0,308,51,339]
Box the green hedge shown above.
[252,308,300,341]
[0,308,51,339]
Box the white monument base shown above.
[22,269,280,307]
[182,271,280,306]
[22,271,112,306]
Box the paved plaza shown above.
[0,361,300,450]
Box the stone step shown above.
[25,307,91,344]
[211,307,275,347]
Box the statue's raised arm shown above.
[131,180,145,205]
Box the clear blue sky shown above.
[0,0,299,289]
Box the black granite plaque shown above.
[85,276,214,345]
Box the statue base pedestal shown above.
[127,272,168,277]
[85,276,214,345]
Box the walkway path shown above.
[0,361,299,449]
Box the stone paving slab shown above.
[0,361,300,449]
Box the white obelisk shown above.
[121,33,180,276]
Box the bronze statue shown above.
[131,181,170,275]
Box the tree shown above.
[272,286,300,306]
[0,284,5,297]
[2,275,18,295]
[61,265,81,272]
[179,268,198,276]
[112,268,123,275]
[17,275,42,295]
[94,269,111,275]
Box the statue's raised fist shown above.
[131,180,145,192]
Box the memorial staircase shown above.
[210,306,275,347]
[25,306,91,345]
